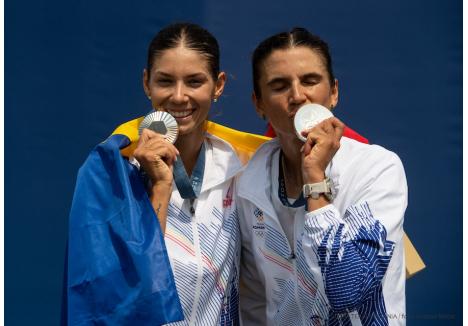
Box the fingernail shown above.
[300,145,304,153]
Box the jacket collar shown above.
[110,117,243,193]
[238,138,342,215]
[237,139,282,218]
[201,132,243,193]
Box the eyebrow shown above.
[154,71,172,77]
[266,72,323,86]
[266,77,289,87]
[186,73,208,79]
[154,71,208,79]
[301,72,323,80]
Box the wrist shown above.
[152,180,173,189]
[151,182,173,197]
[306,195,330,212]
[303,171,325,184]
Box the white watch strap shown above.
[303,178,333,200]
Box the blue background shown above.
[6,0,462,325]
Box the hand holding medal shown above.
[135,110,206,203]
[294,104,345,183]
[134,111,180,187]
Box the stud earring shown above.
[147,95,151,100]
[213,98,218,103]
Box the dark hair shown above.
[252,27,335,98]
[147,23,220,80]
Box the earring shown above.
[147,95,151,100]
[213,98,218,103]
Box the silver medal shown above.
[293,103,334,142]
[139,110,179,144]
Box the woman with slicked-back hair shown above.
[65,23,241,325]
[238,28,407,325]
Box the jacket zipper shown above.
[293,214,307,325]
[188,205,204,325]
[238,194,306,322]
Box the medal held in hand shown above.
[138,110,205,204]
[138,110,179,144]
[294,103,334,142]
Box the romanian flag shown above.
[63,117,424,325]
[113,117,424,278]
[62,134,183,325]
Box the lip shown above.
[288,102,317,118]
[287,108,300,118]
[166,108,196,119]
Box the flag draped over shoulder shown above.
[63,134,183,326]
[112,117,424,278]
[62,117,424,325]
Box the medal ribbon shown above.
[278,151,306,208]
[173,143,206,199]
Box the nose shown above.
[171,81,188,104]
[289,82,307,105]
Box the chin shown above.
[177,122,203,137]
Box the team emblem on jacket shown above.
[253,208,265,237]
[223,185,233,208]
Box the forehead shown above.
[260,46,327,79]
[152,46,210,75]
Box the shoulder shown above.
[238,138,279,183]
[333,137,407,202]
[205,132,239,155]
[246,138,281,168]
[337,137,405,174]
[201,133,244,190]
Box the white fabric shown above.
[238,137,407,326]
[270,149,302,253]
[162,133,243,325]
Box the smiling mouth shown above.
[167,109,195,118]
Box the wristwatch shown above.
[303,177,334,201]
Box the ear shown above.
[143,69,150,97]
[213,71,227,99]
[330,78,339,108]
[252,92,265,118]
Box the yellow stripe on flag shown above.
[111,117,425,278]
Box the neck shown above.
[175,128,205,176]
[278,135,304,198]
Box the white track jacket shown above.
[238,137,407,326]
[163,134,242,325]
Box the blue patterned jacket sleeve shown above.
[301,149,407,323]
[304,203,394,312]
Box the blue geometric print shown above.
[311,202,394,325]
[271,278,299,325]
[167,203,194,243]
[265,223,291,259]
[296,243,330,322]
[166,188,240,325]
[219,264,240,325]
